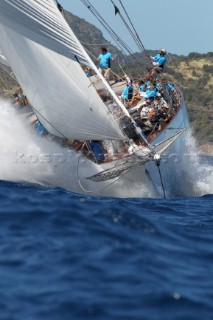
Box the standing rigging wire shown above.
[80,0,144,67]
[79,0,153,148]
[155,159,166,199]
[80,0,129,55]
[0,74,8,89]
[54,0,151,147]
[117,0,145,52]
[110,0,145,53]
[80,41,113,46]
[110,0,153,72]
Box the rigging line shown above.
[32,101,120,141]
[118,0,145,51]
[145,168,162,198]
[82,47,99,62]
[80,4,126,55]
[118,14,143,52]
[73,54,128,137]
[64,1,150,147]
[118,62,126,75]
[32,87,119,141]
[80,0,144,65]
[83,46,123,79]
[31,90,68,140]
[77,155,133,193]
[155,160,166,199]
[57,1,134,142]
[81,41,112,46]
[110,1,151,71]
[82,0,141,60]
[80,0,126,51]
[116,56,133,79]
[0,74,8,89]
[110,0,144,53]
[110,0,143,52]
[81,0,135,56]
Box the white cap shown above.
[160,48,166,54]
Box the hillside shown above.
[63,11,124,61]
[166,53,213,147]
[0,10,212,153]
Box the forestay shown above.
[0,0,125,140]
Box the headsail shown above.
[0,0,126,140]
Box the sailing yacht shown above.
[0,0,190,198]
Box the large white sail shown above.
[0,0,126,140]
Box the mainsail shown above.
[0,49,8,67]
[0,0,126,140]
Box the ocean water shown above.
[0,182,212,320]
[0,99,212,319]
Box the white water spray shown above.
[0,98,81,190]
[0,98,211,197]
[0,99,153,197]
[183,130,213,195]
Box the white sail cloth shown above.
[0,0,125,140]
[0,49,8,67]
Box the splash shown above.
[0,98,80,191]
[0,98,211,198]
[0,99,153,198]
[184,130,213,196]
[160,129,213,197]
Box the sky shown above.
[59,0,213,56]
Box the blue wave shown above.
[0,180,212,319]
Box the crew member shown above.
[98,47,114,80]
[147,48,167,74]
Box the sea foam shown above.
[0,98,212,198]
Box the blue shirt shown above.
[35,120,47,135]
[88,141,105,162]
[122,85,133,100]
[98,52,113,69]
[85,71,92,77]
[152,53,166,68]
[145,89,156,100]
[139,85,146,92]
[156,82,163,91]
[168,83,175,92]
[145,80,151,88]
